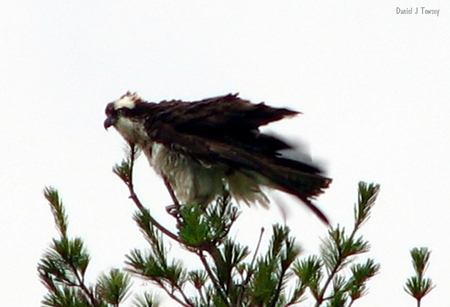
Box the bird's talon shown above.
[166,204,181,216]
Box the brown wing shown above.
[155,93,299,128]
[143,94,298,154]
[141,94,331,223]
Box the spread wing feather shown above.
[141,94,331,223]
[156,93,298,130]
[146,94,302,155]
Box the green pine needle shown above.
[43,187,69,238]
[97,268,132,305]
[404,247,435,304]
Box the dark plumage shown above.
[105,92,331,223]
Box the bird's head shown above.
[104,92,148,144]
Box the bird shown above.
[104,92,331,223]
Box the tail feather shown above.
[268,165,332,224]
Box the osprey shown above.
[104,92,331,223]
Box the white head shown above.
[113,91,141,110]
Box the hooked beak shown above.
[104,116,116,130]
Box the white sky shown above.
[1,1,449,306]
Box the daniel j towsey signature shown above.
[396,7,440,17]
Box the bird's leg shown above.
[162,176,182,220]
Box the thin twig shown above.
[69,262,98,306]
[198,285,208,305]
[232,227,265,305]
[127,184,182,243]
[155,280,192,307]
[315,220,360,306]
[173,283,195,307]
[243,227,265,285]
[197,250,231,307]
[124,144,182,244]
[315,261,340,306]
[270,264,287,307]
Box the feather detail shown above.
[106,93,332,224]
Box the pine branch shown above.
[41,139,390,307]
[113,145,182,244]
[97,269,132,306]
[133,292,161,307]
[39,188,132,307]
[43,187,69,238]
[404,247,435,307]
[115,141,383,307]
[292,182,381,307]
[197,249,231,306]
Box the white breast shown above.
[114,117,148,145]
[147,143,225,205]
[115,119,270,207]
